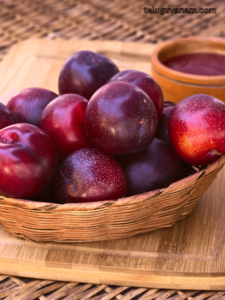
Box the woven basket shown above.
[0,154,224,243]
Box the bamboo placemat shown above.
[1,0,225,298]
[0,0,225,61]
[1,275,225,300]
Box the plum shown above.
[155,101,176,146]
[108,70,164,119]
[54,148,126,203]
[84,81,157,156]
[7,87,58,126]
[117,138,184,196]
[40,93,92,161]
[0,103,17,129]
[58,50,119,99]
[168,94,225,165]
[0,123,58,199]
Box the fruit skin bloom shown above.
[108,70,164,119]
[117,138,184,196]
[7,87,58,126]
[0,103,17,130]
[58,50,119,99]
[84,81,158,156]
[54,148,127,204]
[168,94,225,166]
[0,123,58,199]
[39,94,92,161]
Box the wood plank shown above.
[0,39,154,103]
[0,39,225,290]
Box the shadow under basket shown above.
[0,155,225,243]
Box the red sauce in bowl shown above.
[163,53,225,76]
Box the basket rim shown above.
[1,154,225,212]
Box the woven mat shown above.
[1,276,225,300]
[1,0,225,298]
[0,0,225,61]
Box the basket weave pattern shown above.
[1,275,225,300]
[0,155,224,243]
[0,0,225,61]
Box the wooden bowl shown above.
[0,155,224,243]
[151,36,225,103]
